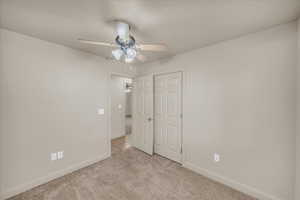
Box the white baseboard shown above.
[1,153,110,200]
[182,161,282,200]
[1,156,283,200]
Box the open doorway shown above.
[110,75,133,151]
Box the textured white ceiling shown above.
[1,0,300,63]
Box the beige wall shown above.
[0,28,136,199]
[139,22,297,200]
[125,92,132,117]
[0,27,3,198]
[296,19,300,200]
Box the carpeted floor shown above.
[8,136,257,200]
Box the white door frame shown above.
[108,73,134,157]
[153,71,184,163]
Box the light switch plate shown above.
[51,153,57,161]
[214,153,220,162]
[58,151,64,159]
[118,104,122,109]
[98,108,105,115]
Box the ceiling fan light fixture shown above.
[112,49,123,60]
[125,56,134,63]
[78,20,167,63]
[126,48,137,59]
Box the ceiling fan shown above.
[78,21,167,63]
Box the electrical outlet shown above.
[214,153,220,162]
[51,153,57,161]
[57,151,64,159]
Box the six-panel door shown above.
[132,75,154,155]
[154,72,182,162]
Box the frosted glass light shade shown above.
[112,49,123,60]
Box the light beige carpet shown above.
[8,137,256,200]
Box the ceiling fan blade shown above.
[136,54,147,62]
[78,39,117,47]
[136,44,167,52]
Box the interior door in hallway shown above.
[132,75,154,155]
[154,72,182,163]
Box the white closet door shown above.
[154,72,182,162]
[132,75,154,155]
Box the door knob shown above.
[147,117,152,122]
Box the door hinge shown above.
[180,145,183,154]
[180,113,183,119]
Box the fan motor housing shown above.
[115,35,135,50]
